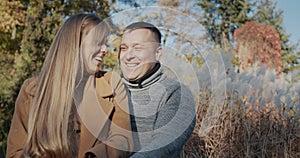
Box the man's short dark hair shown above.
[124,22,161,44]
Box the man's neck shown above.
[122,62,162,89]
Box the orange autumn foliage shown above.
[234,21,282,74]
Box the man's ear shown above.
[155,46,162,60]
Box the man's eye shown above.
[120,47,127,51]
[134,47,142,51]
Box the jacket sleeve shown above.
[86,72,133,158]
[130,85,196,158]
[6,78,36,158]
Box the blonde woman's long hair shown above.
[22,14,109,157]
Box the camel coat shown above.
[6,72,133,158]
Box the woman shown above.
[6,14,133,158]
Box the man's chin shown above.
[126,76,138,81]
[124,73,140,81]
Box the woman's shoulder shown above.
[20,77,39,97]
[14,77,38,112]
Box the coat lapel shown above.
[77,76,115,157]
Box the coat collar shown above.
[95,72,114,97]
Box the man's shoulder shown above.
[159,74,193,96]
[159,74,181,89]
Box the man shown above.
[119,22,196,158]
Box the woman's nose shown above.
[100,45,108,56]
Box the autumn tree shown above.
[253,0,299,73]
[234,21,282,74]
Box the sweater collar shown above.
[122,62,163,89]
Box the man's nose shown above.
[125,49,135,60]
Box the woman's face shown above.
[82,32,108,75]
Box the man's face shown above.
[119,29,161,81]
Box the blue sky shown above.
[276,0,300,45]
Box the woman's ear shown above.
[155,46,162,60]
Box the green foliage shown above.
[198,0,252,47]
[101,50,119,70]
[20,0,63,79]
[0,1,25,154]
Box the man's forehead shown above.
[123,28,151,35]
[122,28,156,43]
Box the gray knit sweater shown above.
[122,65,196,158]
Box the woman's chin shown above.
[85,68,98,75]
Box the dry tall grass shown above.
[182,99,300,157]
[181,65,300,158]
